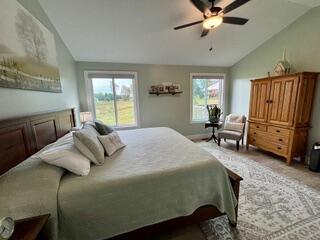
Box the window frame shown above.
[190,72,226,124]
[84,70,140,130]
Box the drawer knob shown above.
[276,130,281,133]
[254,132,257,135]
[279,139,283,142]
[256,126,260,128]
[277,147,282,150]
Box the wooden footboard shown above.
[109,168,242,240]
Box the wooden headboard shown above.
[0,108,76,175]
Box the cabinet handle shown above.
[277,147,282,150]
[276,130,280,133]
[279,139,283,142]
[254,132,257,135]
[256,126,260,128]
[266,100,270,103]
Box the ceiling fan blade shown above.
[190,0,211,16]
[223,0,250,14]
[223,17,249,25]
[201,29,209,37]
[174,20,203,30]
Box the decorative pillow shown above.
[95,120,114,135]
[98,132,126,156]
[39,142,91,176]
[73,128,105,165]
[224,122,244,133]
[83,121,97,130]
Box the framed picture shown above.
[0,0,61,93]
[162,82,172,93]
[172,84,181,92]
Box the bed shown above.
[0,109,242,240]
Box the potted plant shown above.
[207,105,222,123]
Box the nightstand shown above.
[10,214,50,240]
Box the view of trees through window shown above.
[192,77,223,121]
[92,77,136,126]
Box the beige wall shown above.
[0,0,79,121]
[76,62,230,136]
[230,6,320,155]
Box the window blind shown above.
[87,73,135,79]
[191,74,224,80]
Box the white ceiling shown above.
[38,0,317,67]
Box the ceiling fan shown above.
[174,0,250,38]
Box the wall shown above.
[76,62,230,136]
[230,6,320,154]
[0,0,79,121]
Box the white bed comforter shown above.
[58,127,237,240]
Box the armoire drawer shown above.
[249,123,267,132]
[248,136,288,155]
[248,130,290,145]
[268,126,290,136]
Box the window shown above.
[86,71,139,128]
[190,73,225,122]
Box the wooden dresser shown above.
[246,72,318,165]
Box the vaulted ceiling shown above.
[39,0,319,66]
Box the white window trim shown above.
[190,72,226,124]
[84,70,140,129]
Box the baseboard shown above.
[187,133,210,141]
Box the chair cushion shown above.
[226,114,245,123]
[224,122,244,133]
[218,130,243,141]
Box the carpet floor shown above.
[198,142,320,240]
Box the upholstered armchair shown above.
[217,114,246,151]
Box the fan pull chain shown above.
[209,35,214,52]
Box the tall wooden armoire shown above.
[247,72,318,165]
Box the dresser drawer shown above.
[268,134,290,145]
[249,123,267,132]
[249,130,290,146]
[265,142,288,155]
[268,126,291,136]
[248,135,288,155]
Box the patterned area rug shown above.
[197,142,320,240]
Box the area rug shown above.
[197,142,320,240]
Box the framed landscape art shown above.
[0,0,61,92]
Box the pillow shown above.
[73,128,105,165]
[83,121,97,130]
[94,120,114,135]
[39,142,90,176]
[224,122,244,133]
[98,132,126,156]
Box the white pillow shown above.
[39,142,91,176]
[224,122,244,133]
[98,132,126,156]
[73,127,105,165]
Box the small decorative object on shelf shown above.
[274,48,291,76]
[207,104,222,123]
[149,82,182,96]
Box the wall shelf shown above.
[149,91,183,96]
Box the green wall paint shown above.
[76,62,230,136]
[0,0,79,121]
[230,6,320,154]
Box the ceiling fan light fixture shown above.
[203,16,223,29]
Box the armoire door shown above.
[267,76,299,126]
[249,79,270,122]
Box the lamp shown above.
[203,16,223,30]
[80,112,93,123]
